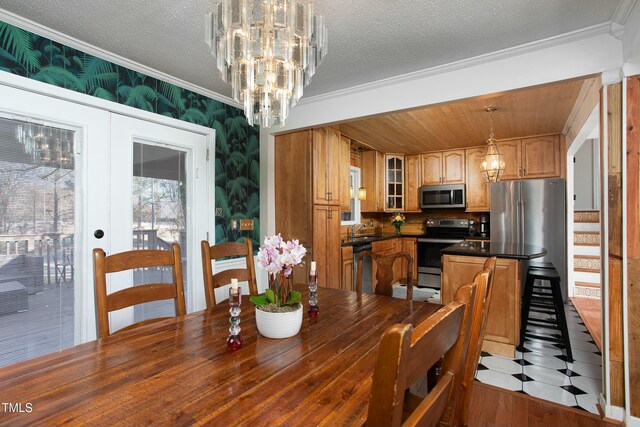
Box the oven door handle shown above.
[418,238,462,244]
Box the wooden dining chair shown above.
[367,282,477,427]
[355,250,414,299]
[200,238,258,309]
[93,243,186,339]
[453,256,497,426]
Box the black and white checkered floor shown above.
[394,286,602,414]
[475,302,602,414]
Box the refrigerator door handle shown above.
[519,200,525,244]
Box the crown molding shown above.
[299,22,614,106]
[0,8,241,109]
[613,0,638,25]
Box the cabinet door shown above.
[465,147,490,212]
[360,150,376,212]
[375,151,385,211]
[404,154,421,212]
[385,155,404,211]
[341,246,354,291]
[421,152,442,185]
[496,140,522,180]
[326,205,342,288]
[442,150,465,184]
[521,135,561,179]
[312,128,330,204]
[339,134,351,211]
[327,127,341,204]
[313,205,339,289]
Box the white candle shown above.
[310,261,316,273]
[231,278,238,290]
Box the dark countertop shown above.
[441,240,547,260]
[341,233,421,247]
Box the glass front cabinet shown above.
[385,154,404,211]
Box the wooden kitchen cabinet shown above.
[420,150,465,185]
[521,135,561,179]
[404,154,422,212]
[496,139,522,181]
[441,254,521,357]
[313,205,341,289]
[497,135,562,180]
[339,134,351,211]
[465,147,490,212]
[275,131,313,282]
[341,246,354,291]
[312,127,341,205]
[360,149,385,212]
[385,154,405,211]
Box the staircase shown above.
[572,210,601,298]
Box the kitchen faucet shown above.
[351,223,366,237]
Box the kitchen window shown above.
[341,166,361,225]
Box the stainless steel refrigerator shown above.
[490,178,567,300]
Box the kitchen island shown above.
[441,241,546,357]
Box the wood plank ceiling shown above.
[338,76,596,154]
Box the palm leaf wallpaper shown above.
[0,21,260,248]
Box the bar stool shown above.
[518,266,573,362]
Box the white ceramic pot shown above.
[255,304,303,339]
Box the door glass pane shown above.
[132,143,187,321]
[0,117,75,367]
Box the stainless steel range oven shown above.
[417,218,473,289]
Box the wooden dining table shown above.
[0,286,441,426]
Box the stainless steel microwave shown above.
[420,184,466,209]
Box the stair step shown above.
[574,231,600,246]
[574,210,600,223]
[574,245,600,256]
[574,255,600,273]
[574,285,601,299]
[574,222,600,232]
[573,272,601,288]
[575,281,600,289]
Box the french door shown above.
[102,114,210,335]
[0,83,213,366]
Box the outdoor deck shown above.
[0,281,74,367]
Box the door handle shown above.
[94,229,105,239]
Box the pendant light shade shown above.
[480,107,505,183]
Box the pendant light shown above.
[480,106,505,183]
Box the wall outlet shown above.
[240,219,254,231]
[230,219,238,230]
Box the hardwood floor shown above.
[570,297,602,351]
[468,382,620,427]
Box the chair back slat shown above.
[106,283,179,312]
[104,249,175,272]
[367,281,476,427]
[201,239,258,308]
[92,243,186,339]
[356,250,413,299]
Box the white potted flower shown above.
[251,234,307,339]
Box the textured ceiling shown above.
[0,0,622,102]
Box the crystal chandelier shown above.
[206,0,328,128]
[480,107,505,183]
[15,122,74,168]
